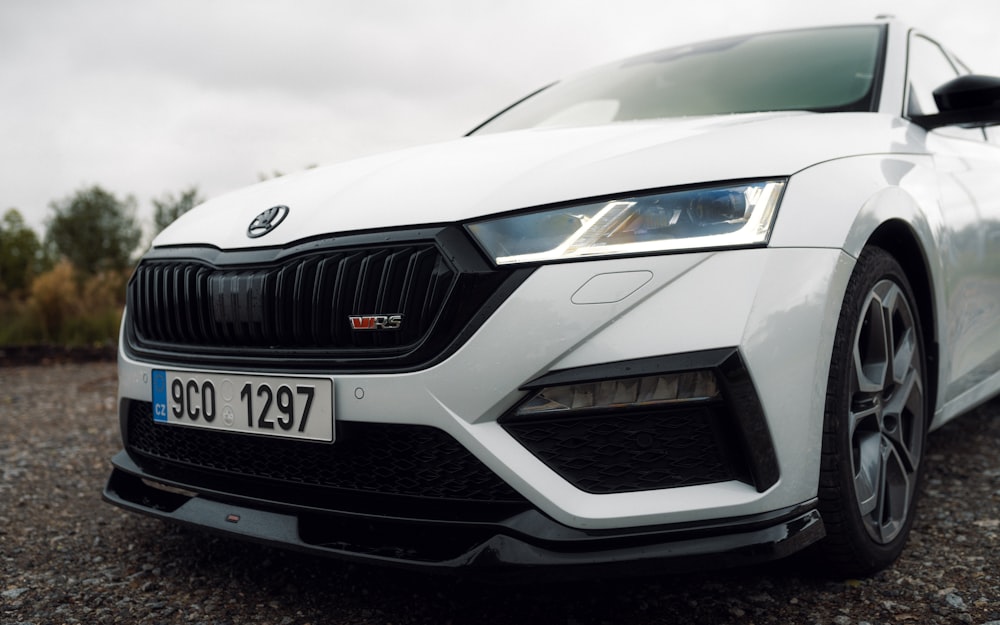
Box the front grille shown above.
[126,401,526,505]
[130,245,449,350]
[502,406,749,494]
[124,228,526,370]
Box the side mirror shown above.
[911,74,1000,130]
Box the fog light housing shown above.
[501,349,781,494]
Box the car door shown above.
[907,32,1000,409]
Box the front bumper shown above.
[116,247,854,531]
[104,450,824,579]
[110,245,855,575]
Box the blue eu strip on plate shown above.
[151,369,168,422]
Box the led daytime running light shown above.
[517,370,720,416]
[468,180,785,266]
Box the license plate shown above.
[151,370,334,442]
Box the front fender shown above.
[770,154,942,260]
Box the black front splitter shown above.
[103,450,825,581]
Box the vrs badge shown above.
[349,314,403,330]
[247,205,290,238]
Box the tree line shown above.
[0,185,202,346]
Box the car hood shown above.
[154,111,917,249]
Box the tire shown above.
[817,246,928,577]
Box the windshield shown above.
[472,25,885,134]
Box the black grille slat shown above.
[207,273,228,344]
[373,251,393,312]
[126,401,525,504]
[173,265,187,342]
[331,252,361,346]
[134,266,148,343]
[275,263,293,344]
[245,272,262,343]
[397,249,422,315]
[194,267,210,342]
[182,266,198,343]
[405,250,433,339]
[422,265,451,330]
[161,266,174,342]
[311,257,333,344]
[354,250,381,348]
[151,267,166,342]
[166,265,179,342]
[375,248,407,347]
[291,256,318,343]
[163,267,177,343]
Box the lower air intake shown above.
[125,401,526,505]
[502,406,751,493]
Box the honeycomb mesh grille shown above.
[126,401,526,504]
[502,406,740,494]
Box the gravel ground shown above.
[2,362,999,625]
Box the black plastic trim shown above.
[867,23,889,114]
[465,83,556,136]
[104,450,824,579]
[143,225,479,266]
[506,348,780,493]
[910,105,1000,130]
[717,350,781,491]
[521,348,738,390]
[121,399,530,517]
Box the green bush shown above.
[0,298,44,344]
[0,260,127,347]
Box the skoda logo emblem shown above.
[247,205,290,238]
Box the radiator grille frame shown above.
[124,227,528,371]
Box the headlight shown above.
[467,180,785,265]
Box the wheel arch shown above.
[865,220,939,420]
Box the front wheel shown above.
[817,246,928,576]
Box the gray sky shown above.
[2,0,998,238]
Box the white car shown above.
[104,19,1000,578]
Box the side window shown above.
[906,34,960,117]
